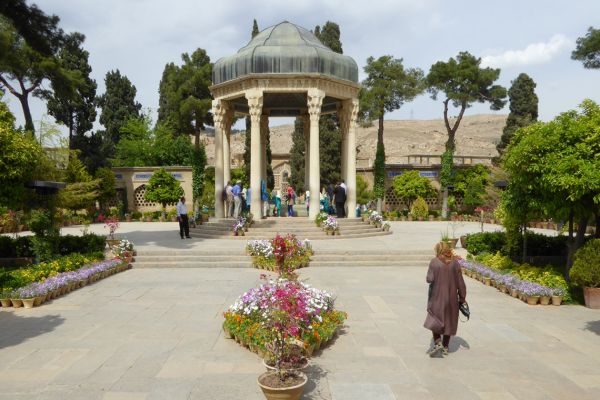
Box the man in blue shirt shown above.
[232,181,242,218]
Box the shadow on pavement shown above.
[449,336,470,353]
[303,363,329,399]
[584,320,600,336]
[0,312,64,349]
[112,230,209,248]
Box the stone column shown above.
[340,105,348,190]
[212,99,228,219]
[223,116,232,188]
[307,89,325,219]
[302,115,310,195]
[344,99,359,218]
[246,90,263,218]
[260,116,269,183]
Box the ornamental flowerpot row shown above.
[0,262,131,309]
[461,268,563,306]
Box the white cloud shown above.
[481,34,572,68]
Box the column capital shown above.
[307,89,325,121]
[245,89,263,123]
[212,99,232,129]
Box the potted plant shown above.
[551,287,564,306]
[569,239,600,309]
[104,217,120,247]
[322,216,339,235]
[124,213,132,222]
[0,290,12,307]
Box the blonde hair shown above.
[434,241,451,256]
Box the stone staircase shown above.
[133,249,431,269]
[188,217,391,240]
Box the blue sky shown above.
[4,0,600,131]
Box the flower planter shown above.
[11,299,23,308]
[526,296,540,305]
[257,371,307,400]
[0,298,12,307]
[510,288,518,298]
[262,358,309,372]
[34,295,44,306]
[583,287,600,309]
[551,295,563,306]
[459,236,467,248]
[22,298,35,308]
[539,296,551,305]
[483,277,491,286]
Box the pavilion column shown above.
[223,116,232,188]
[212,99,229,219]
[246,89,263,218]
[340,108,348,190]
[302,115,310,195]
[344,98,359,218]
[261,115,269,184]
[307,89,325,219]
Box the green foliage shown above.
[462,178,486,212]
[97,69,141,145]
[112,115,194,166]
[373,142,385,199]
[94,167,116,208]
[145,167,184,208]
[465,232,507,255]
[410,197,429,220]
[439,149,454,188]
[503,100,600,252]
[570,239,600,287]
[319,115,342,186]
[192,146,207,206]
[392,171,436,208]
[0,110,44,206]
[289,118,305,192]
[27,209,52,236]
[64,155,92,183]
[199,180,214,209]
[314,21,343,53]
[0,234,105,259]
[157,48,212,149]
[356,175,374,205]
[58,180,100,210]
[42,32,97,145]
[571,26,600,69]
[497,73,538,155]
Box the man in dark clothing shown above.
[334,182,347,218]
[327,184,335,214]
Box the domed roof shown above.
[212,21,359,85]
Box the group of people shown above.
[319,180,347,218]
[223,180,271,219]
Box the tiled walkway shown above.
[1,222,598,399]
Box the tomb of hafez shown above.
[210,21,360,220]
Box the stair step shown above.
[135,255,251,262]
[134,261,253,268]
[310,260,428,267]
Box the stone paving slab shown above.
[1,265,599,399]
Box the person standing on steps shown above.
[334,181,346,218]
[424,241,467,357]
[176,196,191,239]
[225,181,234,218]
[286,185,295,217]
[232,180,242,218]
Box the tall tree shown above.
[503,99,600,273]
[43,32,97,149]
[571,26,600,69]
[427,51,506,217]
[289,118,305,192]
[360,55,425,202]
[97,69,141,145]
[0,16,75,134]
[315,21,342,53]
[497,73,538,156]
[251,19,259,38]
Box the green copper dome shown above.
[212,21,359,85]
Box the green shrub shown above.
[410,197,429,219]
[465,232,506,255]
[57,234,106,255]
[570,239,600,288]
[0,236,15,257]
[132,211,143,220]
[0,234,105,259]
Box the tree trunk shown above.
[377,112,384,147]
[595,212,600,239]
[521,223,528,264]
[565,210,575,279]
[18,92,35,135]
[441,187,448,219]
[194,131,200,151]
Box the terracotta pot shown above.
[262,358,309,372]
[483,277,491,286]
[460,236,466,248]
[11,299,23,308]
[22,298,35,308]
[0,298,12,307]
[510,288,518,298]
[551,295,563,306]
[449,238,459,249]
[257,371,307,400]
[526,296,540,305]
[539,296,551,306]
[583,287,600,309]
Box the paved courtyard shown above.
[1,222,599,399]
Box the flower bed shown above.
[459,257,567,305]
[246,235,312,271]
[222,277,347,356]
[0,258,130,308]
[232,217,248,236]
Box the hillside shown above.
[201,114,507,166]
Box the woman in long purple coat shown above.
[423,241,467,356]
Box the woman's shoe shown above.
[442,347,449,356]
[428,340,443,357]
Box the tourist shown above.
[334,181,346,218]
[340,179,347,194]
[225,181,234,218]
[176,196,191,239]
[232,180,242,218]
[261,180,269,218]
[274,190,281,217]
[305,189,310,214]
[424,241,467,357]
[327,183,335,206]
[286,185,295,217]
[244,186,251,213]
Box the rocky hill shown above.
[201,114,507,166]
